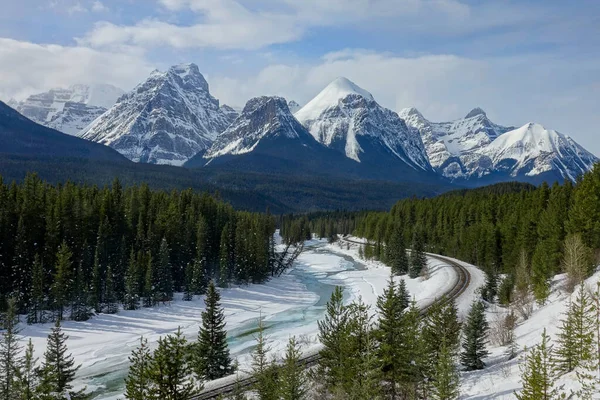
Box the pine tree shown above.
[375,277,403,399]
[316,287,350,393]
[194,281,233,380]
[27,254,45,325]
[386,225,409,275]
[423,299,461,375]
[156,238,173,303]
[555,284,595,373]
[515,329,563,400]
[124,337,152,400]
[38,320,85,399]
[143,255,156,308]
[70,263,92,322]
[562,234,592,293]
[432,339,460,400]
[251,317,278,400]
[124,250,140,311]
[51,242,72,321]
[14,339,39,400]
[182,263,194,302]
[397,278,410,310]
[398,301,426,398]
[104,266,118,314]
[0,297,22,400]
[460,301,489,371]
[482,270,498,303]
[148,328,201,400]
[279,337,307,400]
[409,231,427,279]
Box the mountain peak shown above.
[323,77,374,101]
[168,63,209,92]
[465,107,487,119]
[398,107,425,120]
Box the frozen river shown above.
[19,238,458,399]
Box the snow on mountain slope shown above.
[80,63,233,165]
[46,102,108,136]
[399,107,597,182]
[15,84,124,133]
[295,78,431,171]
[399,107,514,179]
[205,96,312,159]
[480,123,598,180]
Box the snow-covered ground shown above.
[17,236,462,399]
[460,271,600,399]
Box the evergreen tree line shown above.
[0,298,87,399]
[303,167,600,305]
[0,173,276,322]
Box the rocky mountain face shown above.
[80,63,235,165]
[13,84,124,135]
[204,96,314,160]
[399,107,597,183]
[295,78,432,172]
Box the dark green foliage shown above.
[279,337,307,400]
[515,329,563,400]
[14,339,39,400]
[386,224,409,275]
[0,297,21,400]
[423,299,461,375]
[460,301,489,371]
[38,320,85,399]
[409,231,427,279]
[251,318,278,400]
[0,174,275,321]
[194,281,234,380]
[148,328,201,399]
[432,338,460,400]
[125,337,152,400]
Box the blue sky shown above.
[1,0,599,153]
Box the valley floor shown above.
[17,236,466,399]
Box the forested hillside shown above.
[291,166,600,304]
[0,174,276,318]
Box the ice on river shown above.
[18,237,461,399]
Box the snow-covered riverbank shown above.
[18,237,460,399]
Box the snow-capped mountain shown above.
[479,123,598,181]
[287,100,301,114]
[80,63,234,165]
[14,84,124,135]
[295,77,432,172]
[399,107,597,182]
[205,96,314,159]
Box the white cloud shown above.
[0,38,153,101]
[81,0,477,50]
[91,1,108,12]
[66,2,87,15]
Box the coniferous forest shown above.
[0,173,276,319]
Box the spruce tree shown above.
[143,255,156,308]
[0,297,21,400]
[251,317,278,400]
[398,301,426,397]
[375,277,403,399]
[195,281,233,380]
[182,263,194,302]
[279,337,307,400]
[156,238,173,303]
[555,284,595,373]
[515,329,563,400]
[148,328,201,399]
[125,337,152,400]
[316,286,350,393]
[124,250,140,311]
[27,254,45,325]
[104,266,118,314]
[70,263,92,322]
[409,232,427,279]
[432,339,460,400]
[423,299,461,374]
[460,301,489,371]
[51,242,72,321]
[398,278,410,310]
[386,225,409,275]
[14,339,39,400]
[38,320,85,399]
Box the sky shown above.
[1,0,599,153]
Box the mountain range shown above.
[2,62,598,194]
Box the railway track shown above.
[192,240,471,400]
